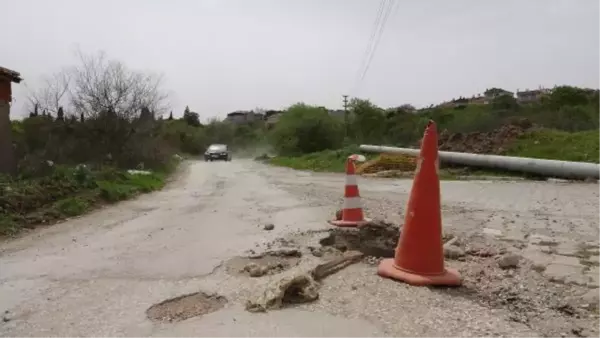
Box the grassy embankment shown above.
[0,163,178,237]
[267,129,600,175]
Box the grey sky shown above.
[2,0,598,120]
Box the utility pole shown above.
[342,95,349,138]
[342,95,348,137]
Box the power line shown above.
[358,0,397,85]
[352,0,398,96]
[351,0,387,90]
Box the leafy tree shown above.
[270,103,343,155]
[183,106,200,127]
[348,98,386,144]
[168,111,173,120]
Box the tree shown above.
[67,50,168,120]
[348,98,386,144]
[270,103,343,155]
[168,111,173,120]
[56,107,65,121]
[183,106,200,127]
[27,70,71,117]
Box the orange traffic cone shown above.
[329,154,370,228]
[378,120,462,286]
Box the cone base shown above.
[328,218,371,228]
[377,258,462,287]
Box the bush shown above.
[0,166,168,235]
[269,104,343,155]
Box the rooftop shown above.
[0,66,22,83]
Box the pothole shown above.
[225,249,302,277]
[146,292,227,323]
[318,221,401,258]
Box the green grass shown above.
[268,146,367,173]
[506,129,599,163]
[0,166,174,237]
[266,129,599,179]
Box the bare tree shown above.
[69,50,168,120]
[27,70,71,116]
[27,50,169,120]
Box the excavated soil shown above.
[317,220,401,258]
[438,118,534,154]
[146,292,227,323]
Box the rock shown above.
[249,266,268,277]
[574,289,599,311]
[244,263,269,277]
[267,248,301,257]
[497,253,521,269]
[335,209,343,221]
[263,224,275,231]
[309,247,324,257]
[444,245,465,259]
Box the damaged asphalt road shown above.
[0,159,598,336]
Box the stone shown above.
[529,234,557,246]
[309,247,324,257]
[552,255,582,266]
[263,223,275,231]
[497,253,521,269]
[482,228,503,237]
[543,264,584,283]
[582,255,600,266]
[444,245,465,259]
[554,243,580,257]
[577,289,599,311]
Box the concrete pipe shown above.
[358,145,600,180]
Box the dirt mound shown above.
[319,220,401,258]
[438,118,534,154]
[146,292,227,323]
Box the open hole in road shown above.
[146,292,227,323]
[318,221,401,258]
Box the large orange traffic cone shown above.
[378,120,462,286]
[329,154,370,228]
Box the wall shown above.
[0,79,11,102]
[0,100,16,174]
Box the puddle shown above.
[147,292,227,323]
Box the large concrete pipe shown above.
[359,144,600,180]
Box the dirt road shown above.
[1,160,598,336]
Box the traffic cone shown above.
[377,120,462,286]
[329,154,370,228]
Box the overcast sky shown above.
[2,0,598,120]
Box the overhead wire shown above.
[351,0,398,97]
[351,0,387,91]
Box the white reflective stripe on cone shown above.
[343,196,363,209]
[345,174,357,186]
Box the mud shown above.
[318,220,400,258]
[146,292,227,323]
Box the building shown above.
[224,110,264,124]
[484,88,514,100]
[516,87,552,103]
[0,66,22,175]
